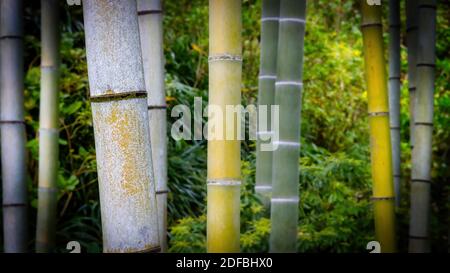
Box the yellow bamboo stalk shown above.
[207,0,242,253]
[360,1,397,253]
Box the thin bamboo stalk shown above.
[409,0,436,253]
[207,0,242,253]
[406,0,418,149]
[0,0,28,253]
[83,0,159,253]
[388,0,401,207]
[269,0,306,253]
[255,0,280,210]
[137,0,168,252]
[36,0,60,253]
[360,0,397,253]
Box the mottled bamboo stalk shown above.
[388,0,401,207]
[406,0,418,149]
[409,0,436,253]
[255,0,280,210]
[137,0,168,252]
[269,0,306,253]
[83,0,159,253]
[0,0,28,253]
[36,0,60,253]
[360,1,397,253]
[207,0,242,253]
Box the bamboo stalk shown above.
[137,0,168,252]
[269,0,306,253]
[207,0,242,253]
[255,0,280,210]
[360,1,397,253]
[409,0,436,253]
[83,0,159,253]
[388,0,401,207]
[406,0,418,150]
[0,0,28,253]
[36,0,60,253]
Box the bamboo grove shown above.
[0,0,445,253]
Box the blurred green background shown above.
[0,0,448,253]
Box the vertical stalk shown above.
[137,0,168,252]
[83,0,159,253]
[36,0,60,253]
[207,0,242,253]
[360,1,397,253]
[255,0,280,210]
[409,0,436,253]
[406,0,418,149]
[388,0,401,207]
[0,0,27,253]
[269,0,306,253]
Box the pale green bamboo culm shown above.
[0,0,28,253]
[83,0,160,253]
[255,0,280,210]
[137,0,168,252]
[388,0,401,207]
[270,0,306,253]
[406,0,418,149]
[36,0,60,253]
[409,0,437,253]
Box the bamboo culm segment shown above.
[207,0,242,253]
[36,0,60,253]
[361,1,397,253]
[406,0,418,149]
[255,0,280,210]
[269,0,306,253]
[409,0,436,253]
[388,0,401,207]
[137,0,168,252]
[0,0,28,253]
[83,0,159,253]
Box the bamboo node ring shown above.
[272,141,300,147]
[361,22,382,29]
[368,111,389,117]
[148,105,167,110]
[279,18,306,24]
[208,54,242,63]
[259,75,277,80]
[137,9,163,16]
[411,179,431,184]
[275,81,303,87]
[207,179,241,186]
[370,196,395,201]
[0,120,25,125]
[261,17,279,22]
[90,91,147,103]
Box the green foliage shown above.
[8,0,447,253]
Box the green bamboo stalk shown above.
[406,0,418,149]
[409,0,436,253]
[361,0,397,253]
[0,0,28,253]
[255,0,280,210]
[36,0,60,253]
[269,0,306,253]
[137,0,168,252]
[388,0,401,207]
[207,0,242,253]
[83,0,160,253]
